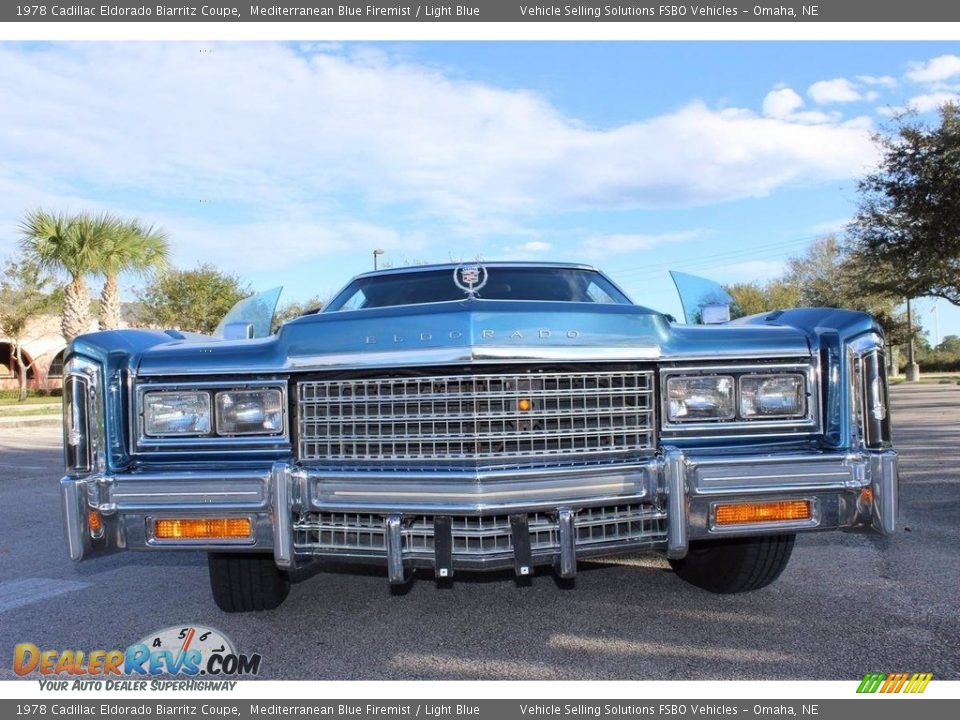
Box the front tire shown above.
[208,552,290,612]
[668,534,795,594]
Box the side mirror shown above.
[700,303,731,325]
[221,322,254,340]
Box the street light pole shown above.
[372,249,384,270]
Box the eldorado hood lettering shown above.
[364,328,582,343]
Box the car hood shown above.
[134,300,812,376]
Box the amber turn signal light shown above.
[715,500,812,526]
[154,518,252,540]
[87,510,103,537]
[517,398,533,412]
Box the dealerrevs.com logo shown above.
[14,625,261,690]
[857,672,933,694]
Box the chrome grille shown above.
[292,505,667,556]
[297,369,655,462]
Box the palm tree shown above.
[97,220,169,330]
[19,210,113,342]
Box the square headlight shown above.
[143,391,211,436]
[739,375,806,419]
[215,389,284,435]
[667,376,735,422]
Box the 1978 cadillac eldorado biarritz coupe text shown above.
[59,262,897,611]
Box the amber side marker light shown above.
[154,518,252,540]
[87,510,103,537]
[715,500,812,526]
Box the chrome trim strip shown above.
[872,450,898,535]
[303,461,653,482]
[385,515,406,584]
[694,481,854,497]
[290,346,660,368]
[699,471,850,482]
[272,462,294,568]
[557,509,577,578]
[136,350,813,377]
[664,447,688,559]
[330,483,629,501]
[61,478,86,562]
[113,490,259,497]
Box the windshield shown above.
[324,267,632,312]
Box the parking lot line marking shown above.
[0,578,90,614]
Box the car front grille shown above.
[292,504,667,557]
[296,369,656,462]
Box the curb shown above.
[0,415,62,429]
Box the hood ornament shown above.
[453,263,488,297]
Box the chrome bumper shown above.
[61,447,898,581]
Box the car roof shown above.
[351,261,599,280]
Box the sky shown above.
[0,41,958,342]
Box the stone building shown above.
[0,315,90,392]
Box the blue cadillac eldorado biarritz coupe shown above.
[59,262,897,611]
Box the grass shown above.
[0,395,61,406]
[889,374,960,386]
[0,406,60,417]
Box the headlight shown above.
[739,375,805,419]
[143,391,211,436]
[667,376,735,421]
[215,389,284,435]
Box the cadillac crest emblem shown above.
[453,263,488,297]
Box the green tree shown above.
[19,210,113,341]
[937,334,960,353]
[137,265,250,334]
[783,236,852,308]
[727,237,910,345]
[97,219,170,331]
[0,258,58,401]
[271,296,324,333]
[847,103,960,304]
[726,279,800,318]
[782,236,908,344]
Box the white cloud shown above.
[905,91,960,113]
[875,104,907,118]
[858,75,898,88]
[0,43,880,267]
[762,87,804,118]
[580,230,705,257]
[761,86,844,124]
[808,78,862,105]
[905,54,960,85]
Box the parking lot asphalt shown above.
[0,383,957,681]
